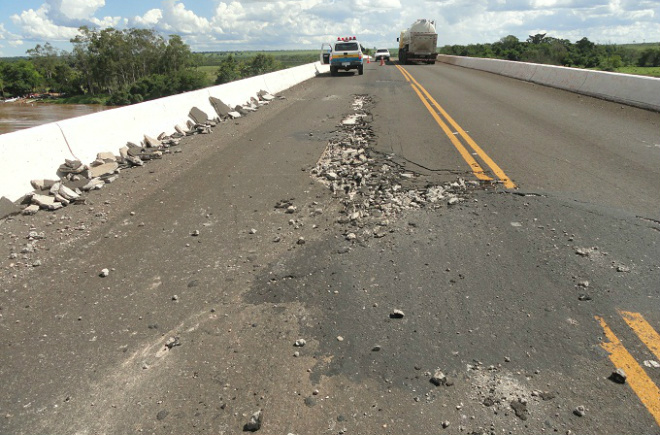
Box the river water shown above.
[0,103,114,135]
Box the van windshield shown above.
[335,42,359,51]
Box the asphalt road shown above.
[1,61,659,435]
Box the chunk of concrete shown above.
[189,107,209,125]
[210,97,231,118]
[144,135,161,148]
[22,204,40,215]
[31,194,63,210]
[58,184,80,201]
[97,152,117,162]
[82,178,105,191]
[30,179,59,191]
[228,111,241,119]
[0,196,21,218]
[89,162,119,178]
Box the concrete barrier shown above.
[0,62,329,202]
[437,54,660,112]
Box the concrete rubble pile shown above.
[11,92,278,218]
[312,95,473,234]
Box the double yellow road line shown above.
[597,311,660,425]
[395,65,515,189]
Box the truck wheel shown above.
[358,65,364,75]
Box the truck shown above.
[397,19,438,64]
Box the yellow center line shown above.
[596,315,660,426]
[621,311,660,361]
[408,82,492,181]
[395,64,516,189]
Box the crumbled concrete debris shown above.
[3,94,280,219]
[311,95,473,234]
[244,409,263,432]
[99,268,110,277]
[609,368,627,384]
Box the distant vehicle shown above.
[320,37,365,76]
[374,49,390,61]
[397,19,438,64]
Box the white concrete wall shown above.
[437,55,660,112]
[0,61,330,202]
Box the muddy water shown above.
[0,103,114,135]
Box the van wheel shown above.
[330,66,337,76]
[358,65,364,75]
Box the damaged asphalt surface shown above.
[1,62,659,435]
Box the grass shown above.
[615,66,660,77]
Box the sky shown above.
[0,0,659,57]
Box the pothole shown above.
[311,94,479,236]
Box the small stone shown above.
[156,410,169,421]
[249,228,257,234]
[372,345,381,352]
[442,421,450,429]
[578,294,592,301]
[297,237,306,245]
[337,336,344,342]
[293,351,300,357]
[345,233,357,241]
[244,410,262,432]
[286,206,297,214]
[294,339,306,347]
[504,356,511,362]
[609,368,627,384]
[172,295,179,301]
[510,399,528,420]
[390,309,405,319]
[191,230,200,236]
[573,405,586,417]
[32,260,42,267]
[99,268,110,277]
[430,369,447,386]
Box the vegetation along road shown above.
[0,59,659,434]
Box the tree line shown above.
[0,27,285,105]
[440,34,660,71]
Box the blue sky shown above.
[1,0,659,57]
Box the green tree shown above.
[0,60,42,96]
[215,54,243,84]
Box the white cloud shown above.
[160,0,211,33]
[133,9,164,27]
[10,5,80,40]
[46,0,105,21]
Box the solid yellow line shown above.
[621,311,660,361]
[397,65,516,189]
[396,65,491,181]
[596,315,660,426]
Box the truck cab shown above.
[321,37,365,76]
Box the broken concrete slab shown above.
[58,160,87,174]
[22,204,39,215]
[82,178,105,191]
[89,162,119,178]
[0,196,21,219]
[58,184,80,201]
[96,152,117,162]
[228,111,241,119]
[144,135,161,148]
[30,179,59,192]
[210,97,232,118]
[189,107,209,125]
[31,194,63,210]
